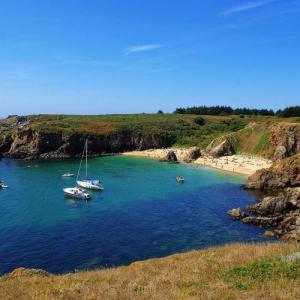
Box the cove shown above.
[0,155,268,275]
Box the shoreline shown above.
[123,148,272,177]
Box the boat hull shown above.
[63,188,91,200]
[77,180,104,190]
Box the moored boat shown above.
[176,176,185,183]
[77,178,103,190]
[0,181,9,188]
[63,187,91,200]
[62,173,75,177]
[76,139,104,190]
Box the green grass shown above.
[254,132,270,154]
[223,256,300,291]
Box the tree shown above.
[276,106,300,117]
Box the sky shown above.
[0,0,300,116]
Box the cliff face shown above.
[245,153,300,190]
[269,124,300,160]
[206,122,300,160]
[219,123,300,241]
[0,128,175,159]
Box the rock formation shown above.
[0,127,176,160]
[244,188,300,240]
[227,208,247,220]
[206,136,236,158]
[245,153,300,190]
[160,150,178,162]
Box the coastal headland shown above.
[1,113,300,299]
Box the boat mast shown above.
[85,139,88,178]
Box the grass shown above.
[254,132,270,154]
[0,243,299,300]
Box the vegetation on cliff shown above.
[0,114,299,159]
[206,122,300,159]
[1,243,299,300]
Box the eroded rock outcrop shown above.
[206,136,236,158]
[230,188,300,240]
[245,153,300,190]
[160,150,178,162]
[174,147,201,162]
[269,124,300,160]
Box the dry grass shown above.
[1,243,299,300]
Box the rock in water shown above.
[264,230,275,238]
[227,208,246,220]
[246,194,287,216]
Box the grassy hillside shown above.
[1,114,298,149]
[1,243,299,300]
[207,119,300,158]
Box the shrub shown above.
[194,116,205,126]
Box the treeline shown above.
[173,106,300,117]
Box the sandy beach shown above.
[193,155,272,176]
[123,149,272,176]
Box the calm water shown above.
[0,156,268,275]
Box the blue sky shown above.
[0,0,300,116]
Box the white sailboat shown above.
[76,139,104,190]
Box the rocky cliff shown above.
[0,116,179,159]
[206,122,300,160]
[229,152,300,240]
[0,128,175,159]
[245,153,300,190]
[223,123,300,241]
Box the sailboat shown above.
[76,139,104,190]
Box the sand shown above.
[122,149,272,176]
[193,155,272,176]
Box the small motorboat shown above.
[0,181,9,188]
[62,173,75,177]
[63,187,91,200]
[176,176,185,183]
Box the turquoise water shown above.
[0,156,267,274]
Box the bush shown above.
[194,116,205,126]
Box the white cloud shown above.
[220,0,277,16]
[124,44,164,55]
